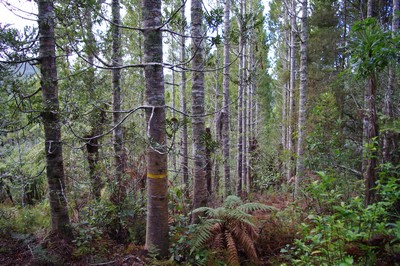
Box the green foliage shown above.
[306,91,358,176]
[0,201,50,234]
[349,18,399,78]
[283,172,400,265]
[72,197,146,255]
[189,195,275,265]
[0,25,38,61]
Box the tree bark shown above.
[205,128,213,196]
[84,6,104,200]
[383,0,399,162]
[111,0,126,205]
[363,0,379,206]
[363,75,378,205]
[38,0,72,240]
[222,0,231,198]
[295,0,308,198]
[287,0,296,185]
[179,1,189,189]
[236,0,244,195]
[191,0,207,217]
[281,7,289,181]
[142,0,169,257]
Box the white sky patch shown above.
[0,0,37,29]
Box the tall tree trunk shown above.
[205,128,213,196]
[281,7,289,180]
[38,0,72,240]
[242,24,248,195]
[142,0,169,257]
[85,110,105,200]
[222,0,231,197]
[363,75,378,205]
[191,0,207,216]
[237,0,244,195]
[111,0,126,204]
[180,1,189,189]
[363,0,378,205]
[295,0,308,199]
[171,70,177,173]
[287,0,296,185]
[246,35,254,194]
[85,6,104,200]
[214,47,221,197]
[383,0,399,162]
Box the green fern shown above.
[190,195,275,265]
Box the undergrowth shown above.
[0,200,50,234]
[281,170,400,266]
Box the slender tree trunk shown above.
[38,0,72,240]
[246,39,255,193]
[363,0,379,205]
[205,128,213,196]
[242,22,248,194]
[383,0,399,162]
[86,109,105,200]
[142,0,169,256]
[363,75,378,205]
[111,0,126,205]
[287,0,296,185]
[171,70,177,173]
[237,0,244,195]
[367,0,373,17]
[191,0,207,217]
[214,48,221,196]
[222,0,231,198]
[295,0,308,199]
[180,1,189,189]
[281,9,289,179]
[84,7,104,200]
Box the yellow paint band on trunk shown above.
[147,173,168,179]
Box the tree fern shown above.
[189,195,275,264]
[190,218,222,253]
[226,231,240,266]
[238,202,277,213]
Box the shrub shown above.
[189,195,275,265]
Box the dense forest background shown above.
[0,0,399,265]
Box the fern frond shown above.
[225,231,240,266]
[223,208,252,220]
[223,195,243,209]
[231,222,259,264]
[190,218,221,253]
[238,202,277,213]
[212,231,225,251]
[192,206,214,216]
[242,221,259,240]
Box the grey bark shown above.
[383,0,399,162]
[222,0,231,197]
[191,0,207,216]
[287,0,296,184]
[38,0,72,239]
[295,0,308,198]
[84,6,104,200]
[236,0,244,195]
[142,0,169,257]
[111,0,126,204]
[180,0,189,188]
[363,2,378,205]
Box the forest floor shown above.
[0,194,299,265]
[0,231,147,265]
